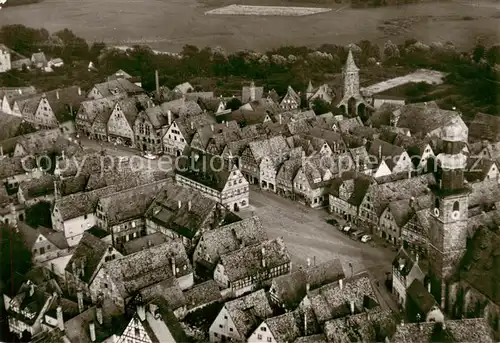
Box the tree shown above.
[472,44,485,63]
[226,98,242,111]
[311,98,333,115]
[25,201,52,228]
[0,223,32,286]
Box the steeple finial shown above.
[345,49,359,72]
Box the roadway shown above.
[239,186,400,311]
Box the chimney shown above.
[378,145,382,160]
[171,257,176,277]
[408,168,412,179]
[261,247,266,268]
[190,121,194,130]
[178,200,181,209]
[279,114,282,125]
[147,240,152,248]
[0,145,3,157]
[409,196,415,208]
[333,141,337,153]
[401,319,405,326]
[225,121,228,127]
[137,303,146,321]
[167,110,172,125]
[18,89,22,95]
[72,261,76,274]
[77,290,84,313]
[427,282,431,294]
[56,90,60,100]
[89,322,96,342]
[155,70,160,99]
[306,282,310,292]
[304,309,307,335]
[210,124,214,132]
[339,278,343,290]
[78,87,82,96]
[350,300,355,314]
[57,306,64,331]
[81,260,85,277]
[188,200,192,211]
[96,306,103,325]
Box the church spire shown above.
[345,49,359,72]
[307,80,314,93]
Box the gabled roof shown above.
[276,158,303,184]
[338,117,363,133]
[19,174,56,200]
[102,240,192,299]
[41,86,86,123]
[92,78,145,98]
[390,318,493,343]
[160,97,203,117]
[219,237,290,282]
[65,232,114,283]
[146,179,219,239]
[18,223,69,250]
[0,156,37,179]
[224,289,273,338]
[406,279,436,314]
[77,94,124,125]
[183,280,222,311]
[272,259,344,310]
[196,216,267,265]
[469,112,500,142]
[248,135,290,163]
[122,232,169,255]
[141,106,169,129]
[265,312,301,343]
[54,185,118,221]
[98,180,168,226]
[329,172,373,207]
[113,94,152,127]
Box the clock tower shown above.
[428,124,470,309]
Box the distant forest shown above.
[0,24,498,117]
[3,0,42,7]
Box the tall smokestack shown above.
[155,70,160,99]
[167,110,172,125]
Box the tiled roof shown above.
[266,312,301,343]
[459,227,500,305]
[389,318,493,343]
[173,82,194,94]
[0,156,37,179]
[99,179,168,226]
[77,95,124,125]
[369,174,435,217]
[196,216,267,265]
[465,157,497,183]
[58,175,89,196]
[224,289,273,338]
[7,282,52,325]
[469,112,500,142]
[103,240,192,299]
[183,280,222,311]
[219,237,290,282]
[293,334,328,343]
[175,148,232,191]
[272,259,344,310]
[307,272,378,324]
[32,52,47,64]
[367,139,405,171]
[85,169,168,192]
[329,172,373,207]
[277,158,303,185]
[19,174,56,200]
[138,277,186,310]
[0,111,28,141]
[65,232,113,283]
[468,179,500,209]
[160,98,203,117]
[191,121,240,151]
[406,279,436,314]
[146,179,218,239]
[114,94,152,127]
[338,117,363,133]
[388,194,433,228]
[287,119,313,136]
[143,106,168,129]
[249,135,290,164]
[42,86,86,123]
[140,297,190,343]
[93,79,145,98]
[122,232,169,255]
[54,185,118,221]
[392,248,425,278]
[15,129,77,156]
[324,308,397,343]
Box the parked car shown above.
[342,226,351,233]
[327,218,339,226]
[143,151,158,160]
[361,235,372,243]
[351,231,364,240]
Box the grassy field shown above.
[0,0,499,52]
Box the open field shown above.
[205,4,332,16]
[0,0,499,53]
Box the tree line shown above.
[0,24,499,116]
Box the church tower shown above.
[428,124,470,309]
[337,49,366,117]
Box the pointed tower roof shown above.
[345,49,359,72]
[307,80,314,93]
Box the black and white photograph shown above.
[0,0,499,341]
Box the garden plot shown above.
[205,4,332,16]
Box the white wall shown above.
[64,213,98,247]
